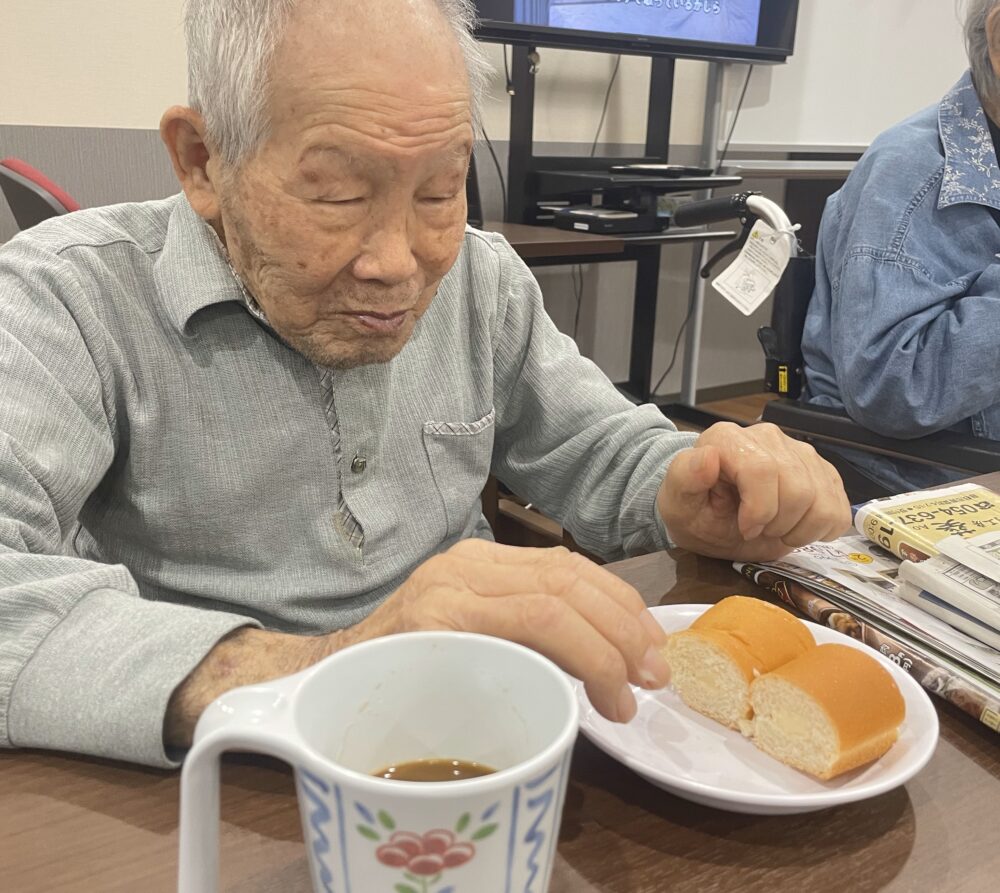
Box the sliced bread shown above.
[664,596,815,729]
[745,643,906,780]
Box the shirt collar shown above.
[155,194,270,333]
[938,69,1000,211]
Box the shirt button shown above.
[351,455,367,474]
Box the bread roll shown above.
[746,643,906,780]
[664,596,815,729]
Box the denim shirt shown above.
[802,70,1000,492]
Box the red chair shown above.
[0,157,81,231]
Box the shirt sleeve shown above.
[0,239,258,767]
[827,249,1000,438]
[488,237,697,560]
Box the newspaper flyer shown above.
[746,534,1000,685]
[735,561,1000,733]
[854,483,1000,561]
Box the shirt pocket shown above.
[422,407,496,540]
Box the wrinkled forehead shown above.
[267,0,473,126]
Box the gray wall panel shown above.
[0,125,177,242]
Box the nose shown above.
[351,216,419,285]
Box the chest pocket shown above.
[422,407,496,539]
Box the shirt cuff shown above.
[622,435,697,555]
[7,588,260,768]
[651,445,693,551]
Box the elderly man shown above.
[0,0,849,768]
[802,0,1000,497]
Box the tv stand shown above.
[502,45,742,405]
[507,48,685,223]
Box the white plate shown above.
[573,604,940,815]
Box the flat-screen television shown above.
[474,1,799,63]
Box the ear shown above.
[987,5,1000,80]
[160,106,224,221]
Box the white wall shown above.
[0,3,707,144]
[732,0,969,150]
[0,2,188,129]
[478,45,710,146]
[20,2,957,397]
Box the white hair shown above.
[966,0,1000,110]
[184,0,489,166]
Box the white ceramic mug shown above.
[178,632,579,893]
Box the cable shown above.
[650,304,695,398]
[480,46,514,221]
[715,64,754,174]
[479,123,507,221]
[572,265,584,339]
[590,55,622,157]
[649,66,754,396]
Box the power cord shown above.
[650,64,755,396]
[572,55,623,337]
[650,304,694,398]
[590,55,622,157]
[572,265,585,339]
[716,64,754,174]
[478,45,515,221]
[479,123,507,222]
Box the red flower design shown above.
[376,829,476,876]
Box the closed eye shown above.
[314,196,368,205]
[420,193,461,204]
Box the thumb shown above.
[667,445,721,502]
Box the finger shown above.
[534,560,669,688]
[777,502,838,549]
[664,445,722,499]
[760,448,816,541]
[446,555,668,679]
[734,533,795,562]
[448,538,573,564]
[820,458,854,539]
[771,446,853,547]
[448,542,666,645]
[445,589,640,723]
[701,424,780,539]
[659,446,722,541]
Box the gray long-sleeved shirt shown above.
[0,194,695,767]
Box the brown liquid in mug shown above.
[374,758,496,783]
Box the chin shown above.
[282,328,412,370]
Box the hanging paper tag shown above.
[711,220,792,316]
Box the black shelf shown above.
[535,171,743,197]
[501,45,743,404]
[617,228,737,245]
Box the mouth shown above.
[342,308,411,333]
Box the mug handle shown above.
[177,673,308,893]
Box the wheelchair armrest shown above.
[761,399,1000,474]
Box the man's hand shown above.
[165,541,670,748]
[657,422,852,562]
[346,540,670,724]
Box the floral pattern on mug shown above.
[355,801,500,893]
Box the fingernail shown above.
[617,684,637,723]
[743,525,764,540]
[639,610,668,646]
[639,645,671,689]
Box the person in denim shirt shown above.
[802,0,1000,497]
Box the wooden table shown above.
[484,221,626,260]
[2,551,997,893]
